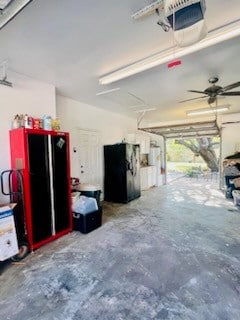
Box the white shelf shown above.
[140,166,156,190]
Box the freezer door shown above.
[27,134,52,244]
[133,144,141,199]
[51,135,71,233]
[104,143,141,203]
[126,143,135,202]
[104,144,127,203]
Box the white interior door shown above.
[77,129,101,186]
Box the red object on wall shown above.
[9,128,72,251]
[167,59,182,68]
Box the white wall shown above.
[56,95,137,189]
[0,71,56,203]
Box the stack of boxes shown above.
[223,157,240,199]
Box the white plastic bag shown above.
[72,195,98,214]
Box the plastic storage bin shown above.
[77,184,101,207]
[73,207,102,233]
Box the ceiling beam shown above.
[139,120,218,131]
[149,127,219,136]
[162,133,219,139]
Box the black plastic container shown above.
[73,207,102,234]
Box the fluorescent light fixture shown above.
[96,87,120,96]
[186,105,230,116]
[99,19,240,85]
[0,0,32,30]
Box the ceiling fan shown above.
[180,77,240,105]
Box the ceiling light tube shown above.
[0,0,32,30]
[186,105,229,116]
[99,19,240,85]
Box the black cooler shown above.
[72,183,102,233]
[73,207,102,234]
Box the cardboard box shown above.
[0,204,19,261]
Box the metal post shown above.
[163,137,167,185]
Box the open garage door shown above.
[140,120,220,139]
[140,120,220,185]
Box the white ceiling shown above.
[1,0,240,124]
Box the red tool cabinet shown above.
[9,128,72,251]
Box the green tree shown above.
[167,139,194,162]
[175,137,219,172]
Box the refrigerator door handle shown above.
[126,159,137,176]
[126,160,130,171]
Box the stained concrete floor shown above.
[0,177,240,320]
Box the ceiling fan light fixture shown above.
[186,105,230,116]
[182,76,240,103]
[208,76,218,84]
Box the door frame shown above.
[76,128,102,188]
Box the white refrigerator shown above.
[148,147,162,186]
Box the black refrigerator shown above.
[104,143,141,203]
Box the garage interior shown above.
[0,1,240,320]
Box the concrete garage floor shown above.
[0,178,240,320]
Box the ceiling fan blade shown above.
[221,82,240,92]
[179,95,207,103]
[188,90,206,94]
[220,91,240,96]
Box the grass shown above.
[167,162,208,173]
